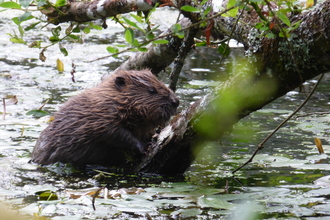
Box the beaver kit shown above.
[31,69,179,168]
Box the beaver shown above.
[31,69,179,167]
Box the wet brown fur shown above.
[31,70,179,167]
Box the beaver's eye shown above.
[148,87,158,94]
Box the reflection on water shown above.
[0,8,330,220]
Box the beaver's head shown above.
[104,70,179,127]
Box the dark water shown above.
[1,9,330,220]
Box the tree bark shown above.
[41,0,166,24]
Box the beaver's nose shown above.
[171,97,180,108]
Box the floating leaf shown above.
[198,195,235,210]
[0,2,21,9]
[35,190,58,201]
[5,96,18,105]
[181,5,200,13]
[26,110,51,118]
[57,58,64,71]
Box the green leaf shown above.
[266,32,276,38]
[218,43,231,57]
[201,0,208,5]
[90,24,102,30]
[19,0,32,8]
[60,47,68,56]
[37,0,47,7]
[51,26,61,37]
[18,25,24,37]
[26,110,50,118]
[196,42,207,47]
[203,6,212,17]
[19,12,32,23]
[124,28,134,45]
[153,39,169,44]
[35,190,58,201]
[122,17,143,31]
[25,22,40,31]
[10,37,25,44]
[67,34,79,40]
[72,27,80,33]
[172,23,185,38]
[172,23,182,33]
[0,2,21,9]
[83,27,90,34]
[277,11,290,27]
[181,5,200,13]
[146,32,155,40]
[255,22,264,29]
[12,17,20,25]
[226,0,238,17]
[49,36,59,42]
[132,39,140,47]
[55,0,66,7]
[106,46,119,53]
[130,13,143,23]
[138,47,148,52]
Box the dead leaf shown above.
[57,59,64,72]
[5,95,18,105]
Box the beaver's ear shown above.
[115,76,126,91]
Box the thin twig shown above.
[232,72,325,174]
[218,1,247,66]
[38,99,49,111]
[264,0,304,87]
[88,6,237,62]
[92,187,104,211]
